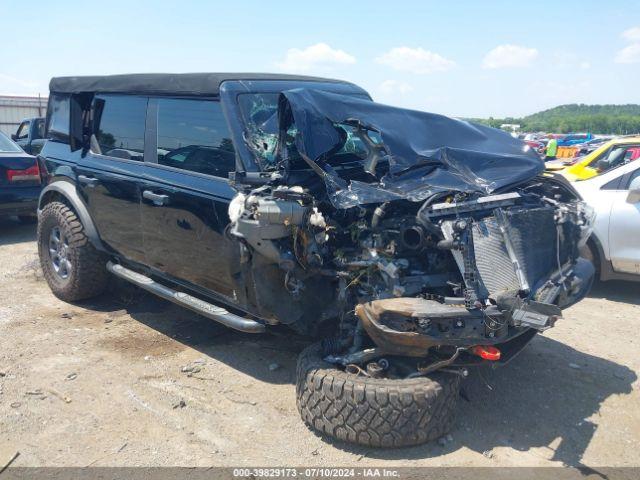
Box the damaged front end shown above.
[226,88,594,377]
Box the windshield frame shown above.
[219,79,370,173]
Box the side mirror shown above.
[627,177,640,204]
[11,134,17,140]
[596,159,609,172]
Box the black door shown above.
[14,120,30,152]
[140,97,238,298]
[75,94,149,264]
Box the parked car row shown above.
[520,132,616,161]
[546,135,640,180]
[529,133,640,280]
[519,133,640,281]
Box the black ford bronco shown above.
[37,73,594,447]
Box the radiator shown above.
[472,207,561,295]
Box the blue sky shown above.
[1,0,639,117]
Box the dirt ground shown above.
[0,216,638,469]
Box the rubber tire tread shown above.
[296,343,460,447]
[37,201,108,301]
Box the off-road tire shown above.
[296,343,461,448]
[37,201,108,301]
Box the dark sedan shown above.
[0,131,41,222]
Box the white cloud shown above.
[580,61,591,70]
[622,26,640,42]
[615,43,640,63]
[482,44,539,69]
[375,47,455,74]
[378,80,414,95]
[276,43,355,72]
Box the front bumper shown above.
[355,258,595,357]
[0,186,41,217]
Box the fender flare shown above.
[38,181,106,251]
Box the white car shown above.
[572,160,640,281]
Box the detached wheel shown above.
[296,343,460,448]
[37,201,108,301]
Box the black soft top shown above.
[49,73,352,96]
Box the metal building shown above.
[0,95,48,136]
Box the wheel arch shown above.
[38,181,106,251]
[588,232,640,283]
[580,233,604,281]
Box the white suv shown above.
[572,160,640,281]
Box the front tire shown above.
[37,202,108,301]
[296,343,460,448]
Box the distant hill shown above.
[471,104,640,134]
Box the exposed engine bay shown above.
[226,89,595,377]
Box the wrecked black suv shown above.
[37,73,594,447]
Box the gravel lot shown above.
[0,217,638,469]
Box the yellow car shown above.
[546,136,640,181]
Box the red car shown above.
[624,146,640,163]
[524,139,546,154]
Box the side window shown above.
[156,98,235,178]
[16,121,30,139]
[92,95,147,161]
[34,119,45,140]
[601,174,623,190]
[597,145,640,174]
[47,94,70,142]
[604,165,640,191]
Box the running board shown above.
[106,262,265,334]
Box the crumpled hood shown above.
[278,89,544,208]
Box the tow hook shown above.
[471,345,501,361]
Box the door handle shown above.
[78,175,99,187]
[143,190,170,206]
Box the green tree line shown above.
[469,104,640,134]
